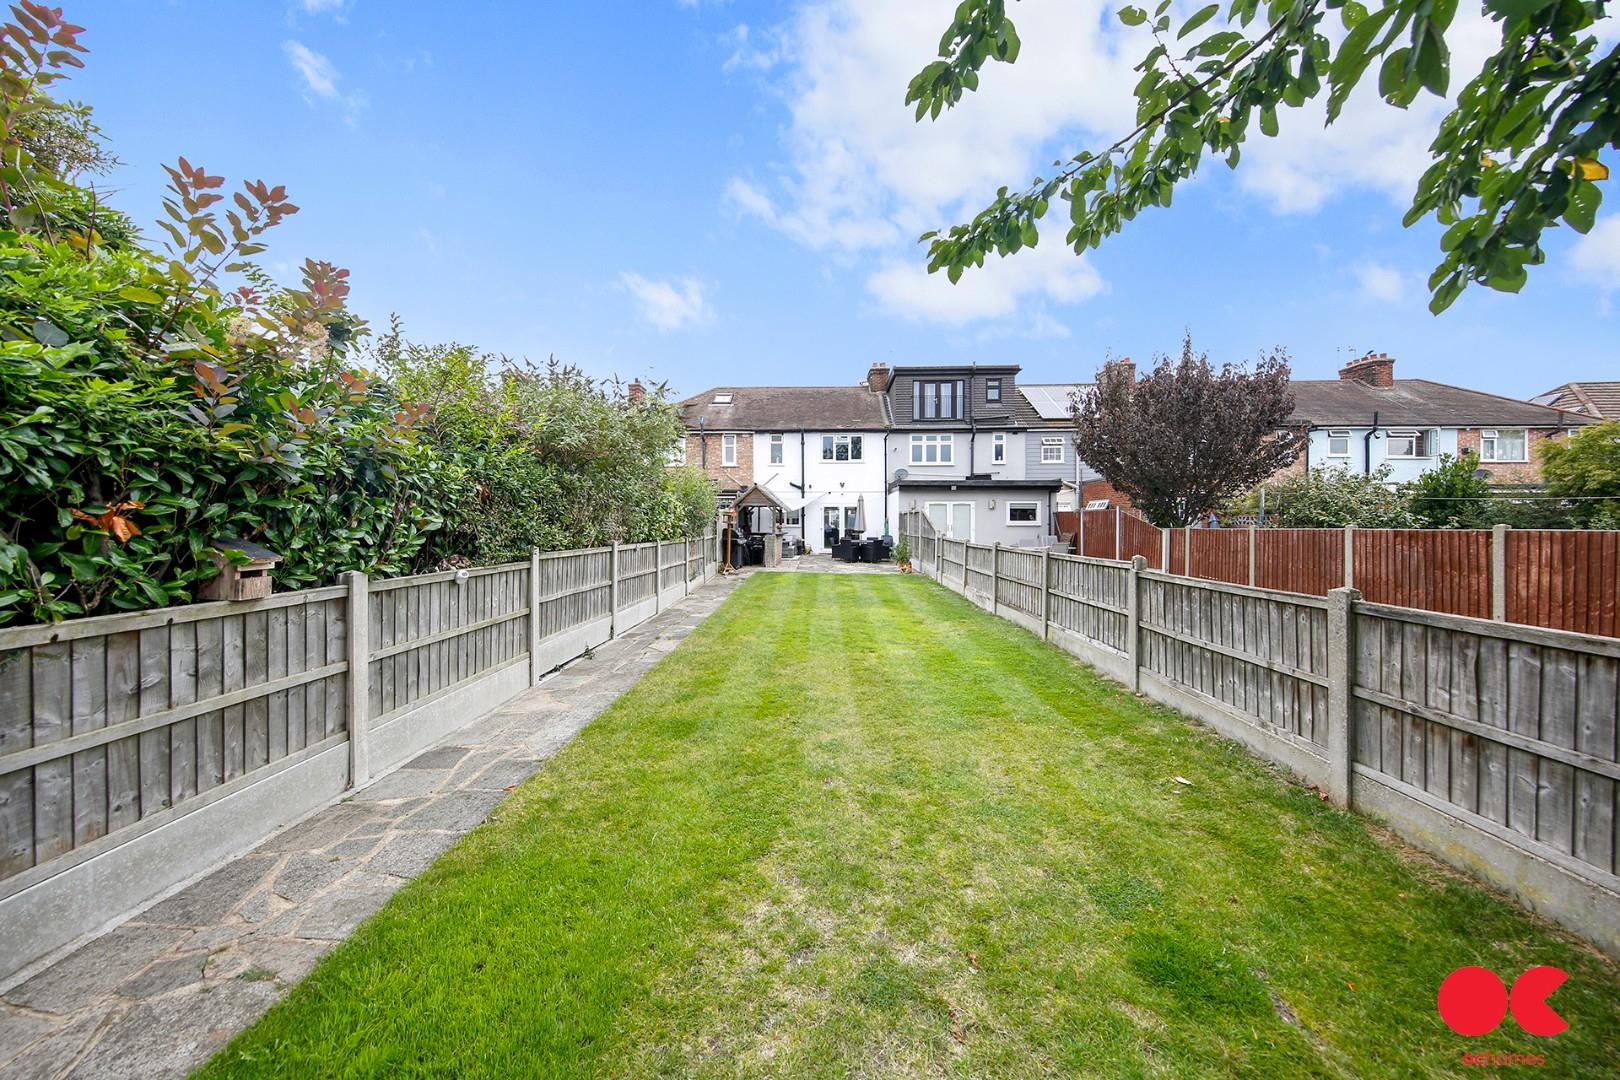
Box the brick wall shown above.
[1455,427,1567,484]
[681,431,753,489]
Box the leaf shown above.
[30,318,68,347]
[117,285,164,304]
[1119,5,1148,26]
[1484,0,1558,18]
[1564,181,1601,235]
[1176,4,1218,40]
[1566,158,1610,181]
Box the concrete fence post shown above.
[1324,587,1361,807]
[1343,526,1355,590]
[1160,527,1170,572]
[1183,526,1193,576]
[1040,546,1052,641]
[1078,508,1087,558]
[963,540,970,592]
[609,540,620,638]
[1491,524,1508,622]
[655,541,665,611]
[684,538,691,597]
[1113,507,1122,561]
[991,542,1001,615]
[935,533,942,581]
[342,570,370,787]
[1248,526,1257,586]
[528,549,542,686]
[1127,555,1145,692]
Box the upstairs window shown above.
[992,432,1006,464]
[712,392,734,405]
[1385,429,1431,458]
[1481,428,1527,462]
[910,433,954,465]
[769,433,784,465]
[985,377,1002,402]
[913,379,963,420]
[821,434,864,462]
[1040,436,1065,463]
[721,433,738,466]
[1326,430,1351,457]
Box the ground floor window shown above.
[1007,501,1041,525]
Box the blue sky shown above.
[71,1,1616,399]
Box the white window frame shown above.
[992,432,1006,464]
[1040,436,1065,464]
[910,433,954,465]
[821,433,864,462]
[666,441,686,466]
[1006,501,1041,526]
[1326,429,1351,457]
[721,433,738,467]
[1385,429,1431,459]
[1480,428,1527,463]
[712,393,734,405]
[769,433,784,465]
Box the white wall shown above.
[753,431,889,551]
[1304,427,1462,485]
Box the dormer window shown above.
[913,379,964,420]
[986,377,1002,402]
[712,392,734,405]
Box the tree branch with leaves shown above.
[908,0,1614,313]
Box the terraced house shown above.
[676,362,1083,548]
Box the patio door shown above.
[925,501,973,541]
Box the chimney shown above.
[1109,357,1136,382]
[628,379,646,406]
[866,362,891,393]
[1339,352,1395,388]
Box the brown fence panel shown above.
[1120,514,1164,568]
[1054,511,1079,551]
[1256,529,1345,596]
[1168,528,1186,574]
[1187,529,1249,584]
[1353,530,1491,618]
[1079,509,1117,560]
[1507,530,1619,637]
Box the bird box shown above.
[199,538,282,602]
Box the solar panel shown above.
[1020,384,1087,420]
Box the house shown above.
[1531,382,1620,420]
[1286,353,1592,484]
[883,364,1065,544]
[674,380,889,553]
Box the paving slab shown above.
[0,570,743,1079]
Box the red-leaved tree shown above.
[1073,336,1299,527]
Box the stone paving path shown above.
[776,554,898,574]
[0,573,745,1080]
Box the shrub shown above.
[1265,466,1414,528]
[1403,452,1491,528]
[1539,421,1620,528]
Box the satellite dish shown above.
[893,468,909,482]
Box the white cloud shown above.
[283,40,365,122]
[619,273,713,332]
[284,40,339,98]
[721,23,786,74]
[300,0,348,13]
[1354,261,1407,303]
[868,234,1104,324]
[1571,216,1620,292]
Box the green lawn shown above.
[201,573,1619,1078]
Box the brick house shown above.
[1531,381,1620,420]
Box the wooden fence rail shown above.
[1057,511,1617,637]
[902,512,1620,958]
[0,527,720,981]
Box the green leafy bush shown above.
[1402,452,1491,528]
[1265,466,1415,529]
[1540,421,1620,527]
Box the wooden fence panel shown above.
[1188,529,1249,585]
[1352,605,1620,879]
[1353,530,1491,618]
[964,544,995,602]
[1255,529,1344,595]
[1080,509,1117,560]
[367,563,529,722]
[1048,554,1128,653]
[997,548,1044,619]
[1120,514,1164,568]
[1507,530,1620,638]
[1139,576,1330,747]
[0,588,348,886]
[617,543,659,609]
